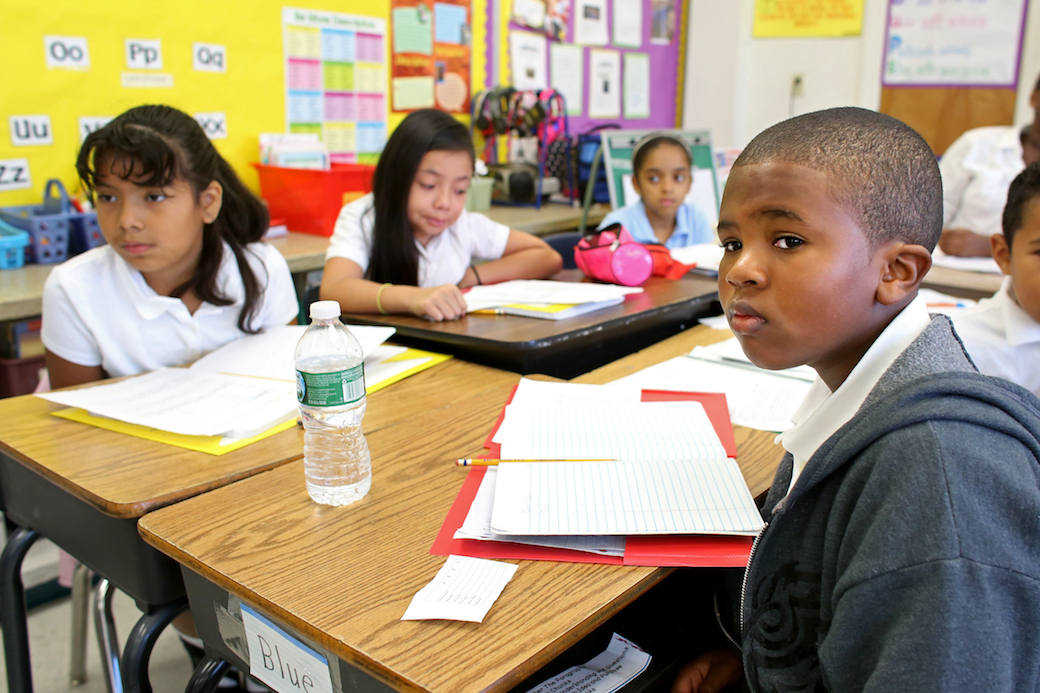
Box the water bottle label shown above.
[296,364,365,406]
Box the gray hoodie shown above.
[739,316,1040,692]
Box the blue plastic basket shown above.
[0,218,30,270]
[0,179,102,264]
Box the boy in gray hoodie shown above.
[673,108,1040,693]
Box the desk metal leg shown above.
[184,656,231,693]
[120,597,188,693]
[70,562,93,685]
[0,526,41,693]
[95,578,123,693]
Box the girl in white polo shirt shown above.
[42,105,298,389]
[321,109,563,321]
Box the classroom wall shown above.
[683,0,1040,149]
[0,0,488,208]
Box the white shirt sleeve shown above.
[939,132,974,228]
[41,267,103,368]
[246,243,300,329]
[460,209,511,261]
[325,194,376,272]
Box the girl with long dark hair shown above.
[321,109,562,321]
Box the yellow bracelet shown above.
[375,283,391,315]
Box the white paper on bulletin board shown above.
[622,53,649,118]
[882,0,1029,87]
[588,49,620,118]
[283,7,388,165]
[550,43,584,116]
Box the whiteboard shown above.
[881,0,1029,88]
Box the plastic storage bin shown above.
[253,163,375,237]
[0,218,30,269]
[0,179,101,264]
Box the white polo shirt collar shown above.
[999,277,1040,347]
[776,293,932,494]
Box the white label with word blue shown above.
[79,117,113,143]
[44,36,90,70]
[9,116,53,147]
[193,43,227,73]
[125,39,163,70]
[194,112,228,140]
[241,604,333,693]
[0,159,32,192]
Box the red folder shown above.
[432,386,754,567]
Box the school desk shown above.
[0,356,514,693]
[341,271,722,379]
[136,325,783,693]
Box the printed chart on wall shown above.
[390,0,472,113]
[282,7,388,164]
[882,0,1029,87]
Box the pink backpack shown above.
[574,223,654,286]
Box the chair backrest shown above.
[543,231,582,270]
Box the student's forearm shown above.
[320,277,435,316]
[467,248,563,285]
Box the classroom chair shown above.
[543,232,581,270]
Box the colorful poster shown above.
[390,0,471,113]
[753,0,864,38]
[283,7,388,165]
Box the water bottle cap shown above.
[309,300,341,320]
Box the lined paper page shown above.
[491,459,764,536]
[498,401,726,460]
[400,555,517,623]
[494,379,640,444]
[454,468,626,556]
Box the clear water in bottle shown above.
[295,301,372,506]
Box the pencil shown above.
[455,458,609,466]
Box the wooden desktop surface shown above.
[0,357,509,518]
[138,325,783,693]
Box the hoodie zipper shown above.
[739,520,770,640]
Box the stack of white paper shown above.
[606,344,814,433]
[931,248,1001,274]
[467,378,761,543]
[38,368,297,439]
[190,324,396,381]
[464,280,643,313]
[669,243,725,272]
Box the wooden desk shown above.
[343,271,722,379]
[922,265,1003,300]
[138,325,783,693]
[0,356,502,693]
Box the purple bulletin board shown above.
[486,0,687,134]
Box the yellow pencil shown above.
[455,458,609,466]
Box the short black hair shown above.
[1002,161,1040,249]
[733,107,943,251]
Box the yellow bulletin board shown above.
[0,1,488,207]
[753,0,864,38]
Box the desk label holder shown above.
[241,603,334,693]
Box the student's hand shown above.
[938,228,995,258]
[410,284,468,321]
[671,649,743,693]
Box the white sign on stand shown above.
[241,604,333,693]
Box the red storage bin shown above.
[253,163,375,237]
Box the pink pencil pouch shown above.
[574,223,654,287]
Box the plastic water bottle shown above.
[294,300,372,506]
